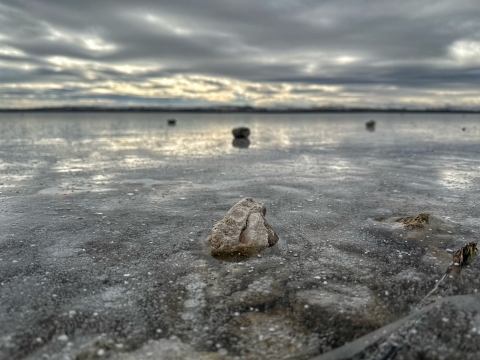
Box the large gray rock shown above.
[206,197,278,256]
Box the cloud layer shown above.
[1,0,479,109]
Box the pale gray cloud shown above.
[0,0,479,108]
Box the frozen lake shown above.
[1,112,480,359]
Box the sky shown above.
[0,0,479,109]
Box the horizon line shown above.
[0,105,480,113]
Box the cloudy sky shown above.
[1,0,479,109]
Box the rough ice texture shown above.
[227,308,320,360]
[112,336,227,360]
[206,197,278,256]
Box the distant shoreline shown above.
[0,106,479,113]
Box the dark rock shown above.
[167,119,176,126]
[232,127,250,139]
[365,120,375,131]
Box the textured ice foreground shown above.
[1,112,480,359]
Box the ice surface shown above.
[1,112,480,359]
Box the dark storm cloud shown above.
[275,64,480,89]
[0,0,479,108]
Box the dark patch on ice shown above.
[396,212,430,228]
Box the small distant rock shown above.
[167,119,176,126]
[232,127,250,139]
[206,197,278,257]
[462,127,466,131]
[365,120,376,130]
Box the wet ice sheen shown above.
[1,112,480,359]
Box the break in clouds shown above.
[0,0,480,109]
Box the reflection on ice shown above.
[438,168,473,189]
[232,138,250,148]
